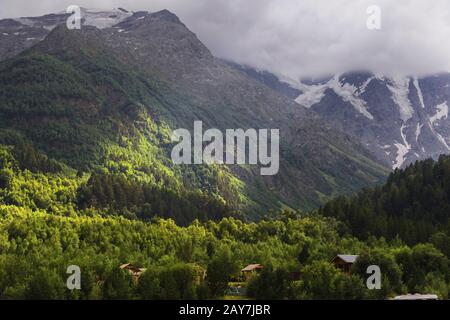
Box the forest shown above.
[0,144,449,299]
[319,155,450,247]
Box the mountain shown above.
[232,65,450,169]
[0,8,134,61]
[0,8,448,302]
[225,61,302,100]
[0,9,388,217]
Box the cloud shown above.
[1,0,450,78]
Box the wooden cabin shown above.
[332,255,359,273]
[241,264,263,281]
[120,263,147,282]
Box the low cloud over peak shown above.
[2,0,450,79]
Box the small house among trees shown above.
[120,263,147,281]
[241,264,263,281]
[332,255,359,273]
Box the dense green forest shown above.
[0,205,448,300]
[0,145,449,299]
[76,172,235,225]
[319,156,450,247]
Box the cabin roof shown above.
[120,263,146,272]
[242,264,263,272]
[334,254,359,264]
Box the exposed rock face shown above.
[235,66,450,169]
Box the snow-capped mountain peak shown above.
[13,8,134,31]
[234,66,450,169]
[292,72,450,169]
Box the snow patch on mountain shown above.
[328,76,374,119]
[431,125,450,151]
[360,76,374,94]
[15,8,133,30]
[394,143,409,169]
[427,101,450,151]
[387,77,414,122]
[427,102,450,151]
[293,75,374,119]
[430,102,448,125]
[81,8,133,29]
[394,124,411,169]
[416,123,423,142]
[294,83,326,108]
[413,78,426,109]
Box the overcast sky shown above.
[1,0,450,79]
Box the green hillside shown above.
[0,31,249,221]
[0,25,389,218]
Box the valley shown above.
[0,7,448,301]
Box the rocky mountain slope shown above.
[0,9,388,214]
[0,8,133,61]
[234,65,450,169]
